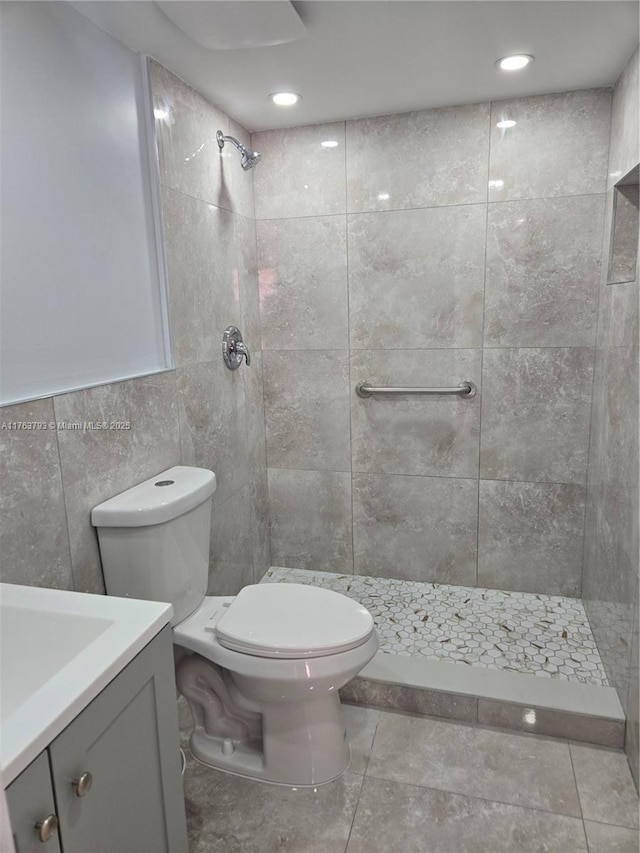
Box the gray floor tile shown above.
[583,820,640,853]
[183,753,362,853]
[346,776,588,853]
[366,714,581,816]
[570,744,639,829]
[342,704,380,776]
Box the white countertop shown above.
[0,583,173,785]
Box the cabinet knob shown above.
[72,771,93,797]
[35,814,58,843]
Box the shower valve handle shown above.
[222,326,251,369]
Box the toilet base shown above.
[188,694,351,786]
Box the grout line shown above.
[251,191,607,224]
[567,739,589,852]
[344,124,356,577]
[343,711,380,853]
[475,106,493,587]
[50,396,75,589]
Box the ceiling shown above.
[74,1,639,132]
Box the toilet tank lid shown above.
[91,467,216,528]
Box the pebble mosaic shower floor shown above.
[260,567,609,687]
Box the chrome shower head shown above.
[216,130,262,171]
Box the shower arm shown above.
[216,130,261,170]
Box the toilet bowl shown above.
[91,466,378,786]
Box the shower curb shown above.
[340,651,625,749]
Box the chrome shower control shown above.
[222,326,251,370]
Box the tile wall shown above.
[252,87,612,598]
[0,63,269,597]
[582,45,640,785]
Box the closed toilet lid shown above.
[215,584,374,658]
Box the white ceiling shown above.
[74,1,639,132]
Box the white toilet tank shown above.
[91,466,216,625]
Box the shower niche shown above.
[607,164,639,285]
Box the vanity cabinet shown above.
[5,626,187,853]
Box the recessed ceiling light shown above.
[321,140,339,148]
[270,92,300,106]
[496,54,534,71]
[496,119,516,129]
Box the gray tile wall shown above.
[0,63,270,597]
[582,45,640,787]
[253,87,612,597]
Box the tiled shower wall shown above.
[0,64,269,597]
[583,46,639,784]
[252,87,612,598]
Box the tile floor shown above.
[181,705,639,853]
[261,568,609,686]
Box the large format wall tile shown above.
[608,45,639,188]
[0,399,73,590]
[625,578,639,787]
[151,62,233,210]
[257,216,348,350]
[350,349,481,478]
[263,350,350,471]
[480,348,594,484]
[208,482,254,595]
[242,351,267,480]
[346,102,490,212]
[252,122,346,220]
[162,188,240,367]
[484,195,605,347]
[583,352,638,699]
[589,344,639,568]
[478,479,586,596]
[236,213,262,353]
[597,267,640,349]
[227,119,256,220]
[249,471,271,583]
[352,472,478,584]
[268,468,353,572]
[55,372,181,593]
[176,361,249,507]
[489,89,611,201]
[348,205,486,349]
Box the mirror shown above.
[0,2,172,407]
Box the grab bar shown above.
[356,381,476,399]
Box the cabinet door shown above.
[49,626,187,853]
[5,751,61,853]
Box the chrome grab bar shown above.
[356,381,476,399]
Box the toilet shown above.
[91,466,378,786]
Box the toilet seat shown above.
[215,583,374,659]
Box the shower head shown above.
[216,130,262,171]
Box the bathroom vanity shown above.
[1,584,188,853]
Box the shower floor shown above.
[260,567,608,687]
